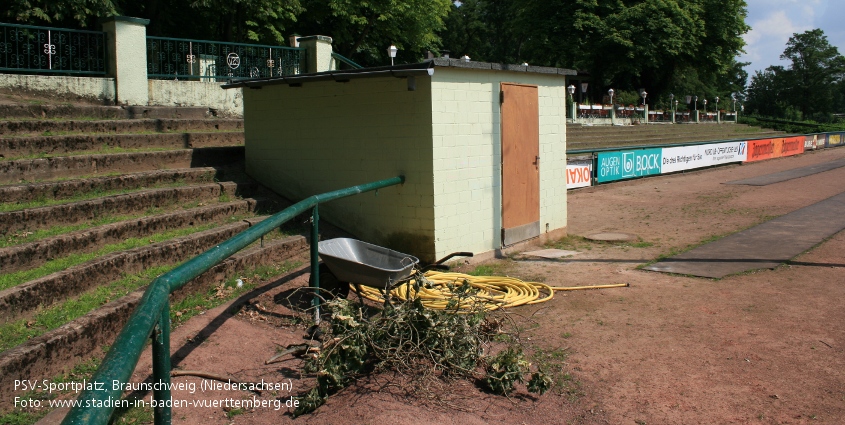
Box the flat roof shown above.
[221,58,576,89]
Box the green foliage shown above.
[441,0,750,106]
[293,273,558,416]
[747,29,845,120]
[739,116,845,134]
[291,0,451,66]
[484,346,528,395]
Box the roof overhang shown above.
[221,59,576,90]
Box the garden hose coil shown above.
[351,270,628,312]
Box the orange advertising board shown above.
[745,136,805,163]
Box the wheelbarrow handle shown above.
[419,252,474,273]
[433,252,474,265]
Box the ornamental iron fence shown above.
[146,36,305,81]
[0,22,107,75]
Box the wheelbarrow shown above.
[316,237,472,298]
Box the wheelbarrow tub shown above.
[318,238,419,287]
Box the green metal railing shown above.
[147,36,305,81]
[0,22,107,75]
[61,176,404,425]
[331,52,362,70]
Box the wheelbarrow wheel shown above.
[317,263,350,300]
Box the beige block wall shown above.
[243,77,437,261]
[430,68,567,259]
[148,80,243,116]
[0,74,115,103]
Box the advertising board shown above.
[661,141,747,173]
[745,137,805,163]
[566,160,593,189]
[829,133,843,147]
[804,135,817,150]
[596,148,662,183]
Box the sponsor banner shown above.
[596,148,662,183]
[818,134,828,148]
[566,160,593,189]
[661,141,748,173]
[745,137,806,163]
[780,136,805,157]
[804,135,817,150]
[829,133,843,147]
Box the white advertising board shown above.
[661,141,747,173]
[566,161,592,189]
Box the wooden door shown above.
[501,83,540,246]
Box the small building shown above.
[225,57,574,263]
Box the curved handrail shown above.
[61,175,404,424]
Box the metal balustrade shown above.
[0,22,107,75]
[146,36,305,81]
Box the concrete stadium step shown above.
[0,199,259,274]
[0,235,308,408]
[0,146,244,184]
[0,131,245,158]
[569,130,784,144]
[0,104,220,121]
[0,182,256,234]
[0,118,243,137]
[0,218,274,322]
[0,167,218,203]
[567,132,787,150]
[567,124,768,137]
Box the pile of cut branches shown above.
[291,275,556,417]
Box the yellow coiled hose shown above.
[350,270,627,312]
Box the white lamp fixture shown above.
[461,54,470,62]
[608,88,614,105]
[387,44,398,66]
[640,90,648,106]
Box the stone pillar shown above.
[101,16,149,105]
[298,35,334,73]
[694,110,700,123]
[644,105,649,124]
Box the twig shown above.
[819,340,833,349]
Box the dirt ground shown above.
[124,147,845,425]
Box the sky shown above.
[740,0,845,77]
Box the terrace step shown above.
[0,199,259,274]
[0,118,243,137]
[0,131,244,158]
[0,182,256,234]
[0,236,308,409]
[0,104,221,121]
[0,167,218,203]
[0,218,275,321]
[0,146,244,184]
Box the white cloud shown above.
[741,10,810,73]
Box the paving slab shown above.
[523,249,580,259]
[726,158,845,186]
[643,190,845,278]
[585,232,638,242]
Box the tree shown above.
[440,0,750,107]
[746,66,787,117]
[779,29,845,118]
[290,0,451,67]
[3,0,117,28]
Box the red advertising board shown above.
[745,137,805,163]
